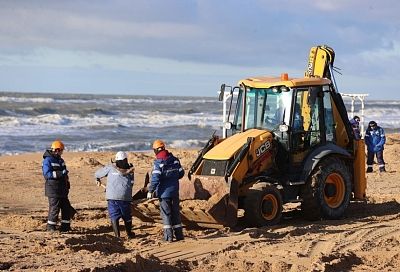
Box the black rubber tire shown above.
[244,182,283,227]
[301,156,351,220]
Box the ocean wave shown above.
[169,139,208,149]
[107,97,218,105]
[16,107,57,115]
[0,109,12,116]
[1,92,399,155]
[0,112,222,136]
[165,108,202,114]
[2,105,399,135]
[62,140,149,153]
[3,106,118,117]
[64,139,206,153]
[353,100,400,106]
[362,107,400,117]
[0,96,55,103]
[82,108,116,115]
[0,138,208,155]
[0,94,217,106]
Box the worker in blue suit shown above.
[147,140,185,242]
[365,121,386,173]
[42,140,76,232]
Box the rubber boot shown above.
[173,227,184,241]
[124,221,135,239]
[163,228,173,242]
[60,223,71,232]
[47,224,57,232]
[111,220,120,238]
[69,206,77,220]
[366,167,373,173]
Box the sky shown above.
[0,0,399,99]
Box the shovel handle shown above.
[144,172,150,189]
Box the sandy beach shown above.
[1,136,400,271]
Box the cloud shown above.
[1,0,396,67]
[0,0,399,98]
[0,47,301,77]
[360,40,400,61]
[0,6,204,48]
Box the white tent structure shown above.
[341,93,369,137]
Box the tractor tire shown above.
[301,156,351,220]
[244,182,283,227]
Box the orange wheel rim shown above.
[262,194,278,220]
[324,173,345,208]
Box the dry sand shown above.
[1,135,400,271]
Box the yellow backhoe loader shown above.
[132,45,366,228]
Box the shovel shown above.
[132,172,150,200]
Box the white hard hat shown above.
[115,151,128,161]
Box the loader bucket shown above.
[179,175,238,228]
[131,175,239,229]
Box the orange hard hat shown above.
[51,140,65,150]
[152,139,165,150]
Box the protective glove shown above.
[56,169,69,179]
[147,192,153,200]
[373,145,382,153]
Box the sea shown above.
[0,92,398,155]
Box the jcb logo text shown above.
[256,141,271,157]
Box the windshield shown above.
[234,87,293,131]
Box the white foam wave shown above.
[349,107,400,129]
[169,139,207,149]
[0,111,222,136]
[352,100,400,106]
[71,141,134,152]
[105,97,217,105]
[54,97,218,107]
[0,95,216,105]
[128,112,221,128]
[0,96,55,103]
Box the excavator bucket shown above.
[131,175,239,229]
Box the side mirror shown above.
[218,84,226,101]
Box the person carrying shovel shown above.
[95,151,135,238]
[147,140,185,242]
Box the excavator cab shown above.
[132,45,366,229]
[231,85,293,134]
